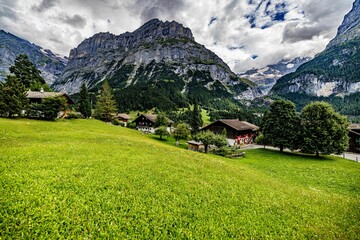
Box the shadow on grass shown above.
[146,134,188,150]
[246,148,337,162]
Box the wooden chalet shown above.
[26,89,74,105]
[201,119,259,145]
[114,113,131,124]
[133,114,174,133]
[349,124,360,153]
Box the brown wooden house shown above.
[201,119,259,144]
[133,114,174,133]
[26,89,74,105]
[349,124,360,153]
[114,113,131,123]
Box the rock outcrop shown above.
[52,19,251,108]
[271,0,360,97]
[0,30,67,84]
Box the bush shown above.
[127,122,137,129]
[66,112,81,119]
[112,119,126,127]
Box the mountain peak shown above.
[326,0,360,49]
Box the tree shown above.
[155,112,168,127]
[193,131,227,153]
[9,54,50,91]
[0,75,28,117]
[261,100,301,152]
[41,96,67,120]
[300,101,349,157]
[189,102,203,134]
[78,83,92,118]
[155,126,169,140]
[94,80,117,122]
[173,123,191,142]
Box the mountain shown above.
[238,57,310,98]
[52,19,253,110]
[271,0,360,99]
[0,30,67,84]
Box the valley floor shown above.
[0,118,359,239]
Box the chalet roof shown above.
[116,113,131,120]
[187,140,203,146]
[27,90,64,99]
[202,119,259,131]
[349,124,360,130]
[142,114,174,124]
[26,90,74,104]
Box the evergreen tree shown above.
[9,54,50,91]
[78,83,92,118]
[300,102,349,157]
[94,80,117,122]
[0,76,28,117]
[190,102,203,134]
[261,100,301,152]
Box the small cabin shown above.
[201,119,259,145]
[349,124,360,153]
[113,113,131,125]
[133,114,174,133]
[187,141,204,152]
[26,89,74,105]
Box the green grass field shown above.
[1,118,359,239]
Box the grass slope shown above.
[0,118,359,239]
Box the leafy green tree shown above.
[155,126,169,140]
[41,96,67,120]
[94,80,117,122]
[78,83,92,118]
[173,123,191,142]
[155,112,168,127]
[193,131,227,153]
[9,54,50,91]
[261,100,301,152]
[300,101,349,157]
[0,75,28,117]
[190,102,203,134]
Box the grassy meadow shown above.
[0,118,359,239]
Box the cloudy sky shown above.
[0,0,354,73]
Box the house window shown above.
[356,137,360,144]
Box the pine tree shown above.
[9,54,50,91]
[0,76,28,117]
[94,80,117,122]
[190,102,203,134]
[78,83,92,118]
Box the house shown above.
[26,89,74,105]
[201,119,259,146]
[133,114,174,133]
[113,113,131,126]
[187,140,204,152]
[349,124,360,153]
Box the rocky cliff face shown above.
[0,30,67,84]
[52,19,251,108]
[271,0,360,98]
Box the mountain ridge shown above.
[0,30,67,84]
[52,19,253,110]
[271,0,360,99]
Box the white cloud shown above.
[0,0,355,72]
